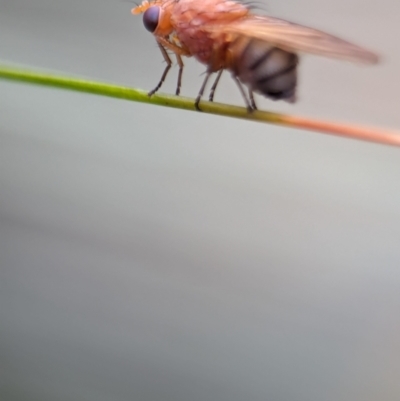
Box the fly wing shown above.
[204,15,379,64]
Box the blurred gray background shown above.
[1,1,400,400]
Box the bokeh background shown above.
[1,1,400,400]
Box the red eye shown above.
[143,6,160,32]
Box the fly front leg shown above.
[209,70,223,102]
[150,38,190,97]
[149,42,172,97]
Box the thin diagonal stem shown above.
[1,64,399,147]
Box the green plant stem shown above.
[1,64,399,147]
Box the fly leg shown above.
[249,90,257,111]
[208,70,223,102]
[150,38,190,97]
[149,42,172,97]
[175,54,184,96]
[195,71,213,111]
[152,37,191,96]
[232,75,253,113]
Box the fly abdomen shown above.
[229,37,299,102]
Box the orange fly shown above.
[132,0,378,111]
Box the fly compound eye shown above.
[143,6,160,33]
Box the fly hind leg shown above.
[232,75,253,113]
[249,90,257,111]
